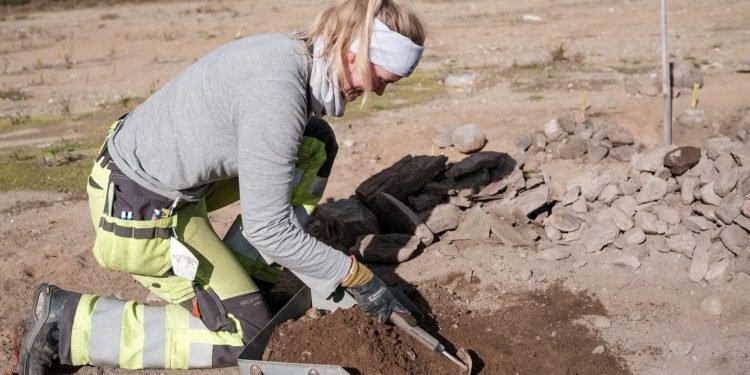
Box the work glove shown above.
[342,256,416,325]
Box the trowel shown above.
[389,312,472,373]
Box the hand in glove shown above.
[341,256,416,325]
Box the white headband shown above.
[348,18,424,77]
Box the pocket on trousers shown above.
[93,215,175,276]
[194,287,236,333]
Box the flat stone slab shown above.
[447,206,491,241]
[445,151,513,179]
[423,203,462,234]
[487,214,534,247]
[356,155,447,203]
[536,247,572,261]
[581,218,620,253]
[368,192,435,246]
[351,234,422,263]
[719,224,749,256]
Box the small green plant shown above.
[528,94,544,102]
[5,111,30,126]
[44,139,78,156]
[60,47,74,69]
[100,13,118,20]
[550,43,567,63]
[0,87,28,101]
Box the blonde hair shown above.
[301,0,425,91]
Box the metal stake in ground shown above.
[389,313,469,371]
[661,0,672,145]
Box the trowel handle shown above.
[389,312,442,352]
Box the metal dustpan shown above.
[237,287,356,375]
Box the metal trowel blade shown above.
[457,348,473,374]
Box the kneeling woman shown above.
[18,0,425,372]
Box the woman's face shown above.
[340,51,402,102]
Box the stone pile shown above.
[311,119,750,289]
[514,117,644,164]
[308,151,547,263]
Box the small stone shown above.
[451,124,487,154]
[689,234,711,282]
[664,146,701,175]
[683,215,714,233]
[505,184,549,216]
[548,211,582,232]
[633,146,678,172]
[719,224,749,256]
[681,176,700,205]
[305,308,323,320]
[592,345,605,354]
[529,132,547,152]
[655,167,672,180]
[704,137,734,160]
[669,340,695,356]
[628,311,643,321]
[614,255,641,270]
[562,185,581,206]
[666,233,697,258]
[714,167,739,197]
[446,151,511,179]
[624,228,647,245]
[582,175,612,201]
[544,119,564,142]
[742,199,750,217]
[515,134,532,151]
[598,207,634,231]
[586,144,609,163]
[536,247,572,261]
[424,204,462,234]
[619,180,640,196]
[699,295,723,316]
[574,260,588,268]
[613,196,637,217]
[605,125,635,146]
[635,211,667,235]
[700,182,723,206]
[692,204,718,222]
[623,243,649,259]
[609,145,638,162]
[351,234,422,263]
[637,175,668,204]
[654,206,681,225]
[448,206,491,240]
[598,184,622,204]
[572,196,588,213]
[677,109,706,128]
[714,153,737,174]
[533,269,548,282]
[545,225,563,241]
[581,218,620,252]
[559,136,588,160]
[716,192,744,225]
[705,259,730,285]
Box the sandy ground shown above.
[1,0,750,374]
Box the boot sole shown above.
[17,283,53,375]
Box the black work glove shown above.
[347,275,416,325]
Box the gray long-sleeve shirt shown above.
[107,33,350,297]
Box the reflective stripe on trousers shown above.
[71,295,231,369]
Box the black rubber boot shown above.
[17,284,69,375]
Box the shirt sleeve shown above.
[233,78,351,297]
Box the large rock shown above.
[515,134,532,151]
[445,151,512,179]
[356,155,447,203]
[351,234,422,263]
[699,183,723,206]
[653,206,681,225]
[705,260,730,285]
[423,204,462,234]
[624,227,647,245]
[632,146,678,172]
[663,146,701,176]
[683,215,715,233]
[367,193,435,246]
[699,295,722,316]
[309,199,381,248]
[719,224,749,256]
[716,192,744,225]
[580,175,612,201]
[586,144,609,163]
[434,126,456,148]
[544,119,565,142]
[613,195,637,217]
[451,124,487,154]
[598,184,622,204]
[636,175,668,204]
[581,218,620,252]
[692,204,718,222]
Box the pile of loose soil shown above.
[265,283,631,375]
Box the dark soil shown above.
[265,283,631,375]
